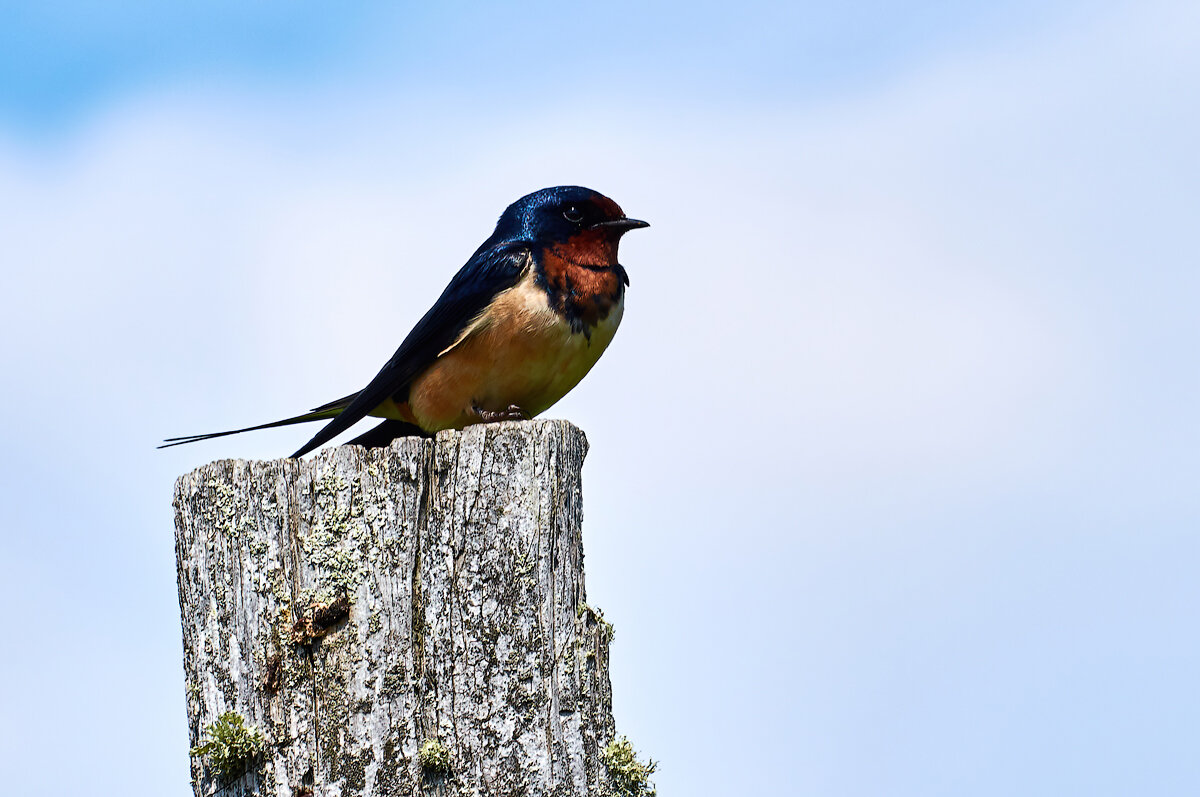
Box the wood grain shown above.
[173,420,615,796]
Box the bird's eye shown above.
[563,206,584,223]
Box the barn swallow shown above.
[161,186,647,458]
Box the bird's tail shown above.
[346,419,429,449]
[158,404,348,449]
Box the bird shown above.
[161,186,648,458]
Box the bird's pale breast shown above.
[404,266,623,431]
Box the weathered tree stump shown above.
[173,420,618,797]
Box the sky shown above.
[1,1,1197,795]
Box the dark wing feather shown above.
[310,393,359,413]
[290,243,531,458]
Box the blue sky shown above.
[1,2,1197,795]
[2,2,1087,127]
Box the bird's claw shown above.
[474,404,529,423]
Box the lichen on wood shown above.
[174,420,620,797]
[190,711,265,782]
[602,736,658,797]
[418,739,451,775]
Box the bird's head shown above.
[491,186,648,266]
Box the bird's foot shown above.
[473,404,529,423]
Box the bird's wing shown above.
[308,393,359,414]
[290,243,531,458]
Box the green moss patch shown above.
[602,736,657,797]
[190,711,265,781]
[418,738,451,775]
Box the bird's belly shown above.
[406,279,622,432]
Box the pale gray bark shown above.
[174,420,615,797]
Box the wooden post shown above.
[173,420,618,797]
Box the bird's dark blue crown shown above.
[488,186,621,246]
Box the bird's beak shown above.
[590,217,650,232]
